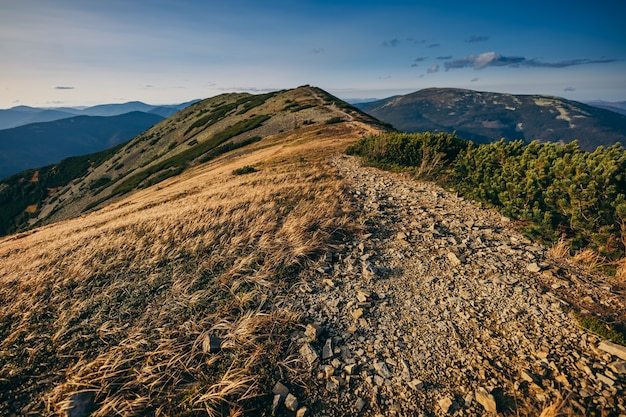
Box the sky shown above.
[1,0,625,108]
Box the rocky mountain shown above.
[0,112,164,180]
[0,100,196,130]
[0,86,623,416]
[356,88,626,151]
[0,86,383,237]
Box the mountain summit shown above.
[356,88,626,151]
[0,86,384,236]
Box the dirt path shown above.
[282,154,625,416]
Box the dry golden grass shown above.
[572,248,605,270]
[547,235,570,259]
[538,399,566,417]
[0,123,367,416]
[616,257,626,281]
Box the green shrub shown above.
[232,165,259,175]
[347,132,626,260]
[325,116,343,125]
[574,313,626,346]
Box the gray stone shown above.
[475,388,497,414]
[300,343,318,366]
[271,394,282,416]
[408,379,424,390]
[526,262,541,273]
[438,397,453,413]
[285,393,299,412]
[373,361,392,379]
[304,323,323,341]
[322,338,334,359]
[355,397,366,412]
[352,308,364,320]
[272,381,289,399]
[66,391,95,417]
[596,373,615,387]
[447,252,462,266]
[609,360,626,374]
[399,358,411,381]
[202,335,222,353]
[599,340,626,361]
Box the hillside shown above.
[0,86,383,237]
[356,88,626,151]
[0,112,164,180]
[0,86,624,416]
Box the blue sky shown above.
[1,0,625,108]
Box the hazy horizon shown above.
[2,0,625,108]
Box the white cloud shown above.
[427,65,439,74]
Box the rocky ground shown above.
[272,154,626,416]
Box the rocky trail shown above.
[274,155,626,416]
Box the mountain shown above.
[587,100,626,116]
[0,86,623,417]
[356,88,626,151]
[0,112,164,179]
[0,86,384,237]
[0,100,197,129]
[0,107,77,130]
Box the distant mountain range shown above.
[0,100,197,130]
[356,88,626,151]
[0,112,164,179]
[586,100,626,116]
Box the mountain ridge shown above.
[0,100,197,130]
[356,88,626,151]
[0,86,385,237]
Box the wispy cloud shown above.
[411,57,428,67]
[427,65,439,73]
[427,43,440,48]
[312,48,324,54]
[381,38,400,47]
[465,35,489,43]
[216,86,277,93]
[436,56,452,60]
[444,51,618,70]
[564,87,576,92]
[53,86,75,90]
[471,77,479,82]
[406,38,426,45]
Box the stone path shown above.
[275,154,625,417]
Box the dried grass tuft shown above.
[538,399,566,417]
[616,257,626,281]
[548,235,570,259]
[572,248,605,270]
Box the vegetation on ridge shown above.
[347,132,626,264]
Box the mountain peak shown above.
[0,86,388,237]
[357,88,626,150]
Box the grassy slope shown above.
[0,120,376,416]
[1,86,382,238]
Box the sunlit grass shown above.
[0,123,366,416]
